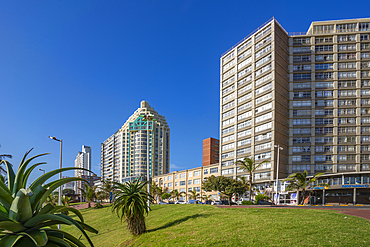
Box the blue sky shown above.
[1,1,369,183]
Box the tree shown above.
[62,188,75,196]
[101,180,115,203]
[202,194,211,203]
[0,149,97,246]
[111,177,152,235]
[236,157,267,201]
[188,190,199,200]
[79,183,97,208]
[203,175,247,206]
[283,170,325,205]
[161,193,171,202]
[171,189,184,201]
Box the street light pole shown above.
[49,136,62,230]
[274,144,283,205]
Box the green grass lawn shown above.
[63,204,370,246]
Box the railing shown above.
[289,32,308,36]
[221,17,275,57]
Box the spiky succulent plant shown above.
[0,149,98,246]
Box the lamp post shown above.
[49,136,62,229]
[274,144,283,205]
[139,112,156,211]
[38,168,45,175]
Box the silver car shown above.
[175,200,186,204]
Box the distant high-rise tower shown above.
[75,145,91,177]
[101,101,170,183]
[203,137,219,166]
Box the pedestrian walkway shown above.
[70,202,110,210]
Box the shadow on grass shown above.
[147,213,210,233]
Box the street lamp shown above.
[139,112,156,211]
[274,144,283,205]
[38,168,45,175]
[49,136,62,229]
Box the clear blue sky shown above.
[1,1,369,183]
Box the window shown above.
[362,99,370,105]
[315,54,333,61]
[255,64,271,77]
[338,136,356,143]
[292,165,311,172]
[361,34,369,41]
[222,117,234,127]
[223,60,235,72]
[338,44,356,51]
[223,67,235,79]
[188,172,192,178]
[222,126,234,135]
[338,71,356,79]
[255,73,272,87]
[222,143,234,151]
[362,61,370,69]
[338,80,356,88]
[338,164,356,171]
[362,71,370,78]
[237,128,251,138]
[223,52,234,63]
[315,137,333,143]
[256,92,272,105]
[338,35,356,42]
[203,169,208,175]
[362,117,370,124]
[313,25,334,34]
[361,108,370,114]
[293,100,311,107]
[362,136,370,142]
[293,55,311,62]
[361,43,370,50]
[338,99,356,106]
[237,120,251,130]
[255,102,272,114]
[338,118,356,124]
[255,55,272,68]
[293,73,311,80]
[180,181,186,186]
[180,173,186,179]
[293,137,311,143]
[315,109,333,116]
[210,167,218,174]
[293,119,311,125]
[222,135,234,143]
[237,138,251,147]
[221,168,234,175]
[338,90,356,97]
[362,127,370,133]
[294,110,311,116]
[238,56,252,69]
[315,146,333,152]
[255,83,272,96]
[293,47,311,53]
[294,82,311,89]
[255,142,271,152]
[237,147,251,156]
[338,145,355,152]
[316,91,333,97]
[315,164,333,171]
[222,76,235,88]
[255,112,272,123]
[293,64,311,71]
[255,132,272,142]
[221,151,234,159]
[193,179,201,184]
[254,152,271,161]
[255,122,272,133]
[293,146,311,153]
[361,52,370,59]
[294,92,311,98]
[315,72,333,79]
[294,37,311,44]
[255,35,271,50]
[315,155,333,162]
[292,128,311,135]
[337,23,357,33]
[338,154,356,161]
[223,101,235,111]
[222,93,234,103]
[315,45,333,52]
[292,155,311,162]
[338,62,356,69]
[315,127,333,134]
[221,160,233,168]
[360,23,370,31]
[238,66,252,78]
[315,37,332,43]
[222,85,235,96]
[338,53,356,60]
[238,75,252,86]
[316,100,333,107]
[315,118,333,125]
[237,111,252,121]
[238,102,252,112]
[238,84,252,95]
[222,109,235,119]
[255,44,271,59]
[338,109,356,115]
[238,40,252,53]
[315,63,333,70]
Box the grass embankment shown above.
[63,205,370,246]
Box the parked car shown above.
[211,200,222,205]
[256,200,274,205]
[187,200,204,204]
[175,200,186,204]
[168,201,175,204]
[158,201,168,204]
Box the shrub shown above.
[94,202,104,209]
[255,193,270,203]
[241,200,254,205]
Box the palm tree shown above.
[101,179,115,203]
[283,170,325,205]
[202,194,210,203]
[236,157,267,201]
[188,190,199,200]
[79,183,97,208]
[171,189,184,201]
[111,177,152,235]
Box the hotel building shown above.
[101,101,170,183]
[203,137,219,167]
[220,17,370,204]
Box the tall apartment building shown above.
[203,137,219,166]
[75,145,91,177]
[220,17,370,204]
[101,101,170,183]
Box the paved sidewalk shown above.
[217,205,370,221]
[70,202,111,210]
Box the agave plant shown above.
[0,149,98,246]
[111,177,152,235]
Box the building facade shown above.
[154,163,220,201]
[101,101,170,183]
[203,137,219,166]
[220,17,370,204]
[74,145,91,177]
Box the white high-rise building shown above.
[101,101,170,183]
[74,145,91,177]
